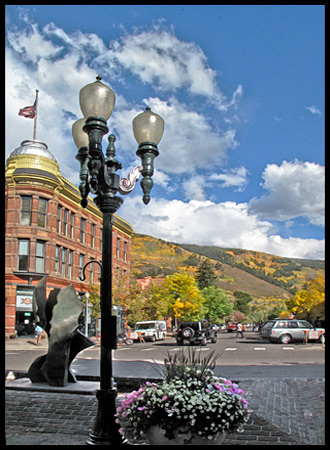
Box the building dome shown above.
[8,140,58,163]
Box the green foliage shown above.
[144,283,171,320]
[125,281,147,327]
[160,347,222,382]
[233,291,253,315]
[82,283,100,319]
[201,286,233,321]
[195,259,217,289]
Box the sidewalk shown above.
[5,338,325,445]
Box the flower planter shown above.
[146,425,226,445]
[115,348,251,445]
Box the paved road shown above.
[6,331,325,372]
[5,333,325,445]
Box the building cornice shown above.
[5,153,135,237]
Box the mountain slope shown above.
[131,234,324,299]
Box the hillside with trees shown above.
[131,234,323,298]
[83,234,324,328]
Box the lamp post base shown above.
[86,389,129,445]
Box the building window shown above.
[18,239,30,271]
[91,224,95,248]
[116,237,120,259]
[61,247,67,277]
[36,240,45,273]
[68,250,73,279]
[90,261,95,283]
[79,254,85,279]
[70,213,75,239]
[63,208,69,236]
[80,218,86,244]
[55,245,60,273]
[57,205,63,233]
[37,198,48,228]
[20,196,32,226]
[124,241,128,263]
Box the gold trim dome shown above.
[8,140,58,163]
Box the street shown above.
[6,330,325,379]
[5,330,325,445]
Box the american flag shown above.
[18,101,36,118]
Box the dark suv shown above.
[176,321,217,346]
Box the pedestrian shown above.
[236,322,244,339]
[35,324,44,345]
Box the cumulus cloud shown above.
[249,160,324,226]
[5,20,239,183]
[119,196,324,260]
[110,95,239,176]
[5,15,324,260]
[110,25,242,111]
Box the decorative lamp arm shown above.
[118,165,142,195]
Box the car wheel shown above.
[150,335,156,342]
[279,334,292,344]
[201,337,207,346]
[211,335,217,343]
[182,327,195,338]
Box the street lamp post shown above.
[72,76,164,445]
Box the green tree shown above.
[82,283,100,319]
[163,271,207,321]
[144,283,171,320]
[195,259,217,290]
[124,280,147,327]
[233,291,253,316]
[201,286,233,322]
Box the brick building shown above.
[5,139,134,338]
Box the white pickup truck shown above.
[132,320,167,342]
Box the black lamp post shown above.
[72,75,164,445]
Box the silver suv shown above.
[260,319,325,344]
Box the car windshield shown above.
[135,323,155,330]
[262,321,275,329]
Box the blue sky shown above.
[5,5,324,259]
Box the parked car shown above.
[260,319,325,344]
[133,321,167,342]
[226,322,238,332]
[176,321,217,346]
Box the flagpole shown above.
[33,90,39,141]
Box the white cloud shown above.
[210,166,249,191]
[119,196,324,260]
[110,25,242,111]
[110,96,239,176]
[6,22,239,184]
[249,160,324,226]
[182,177,207,201]
[148,97,238,174]
[305,105,322,116]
